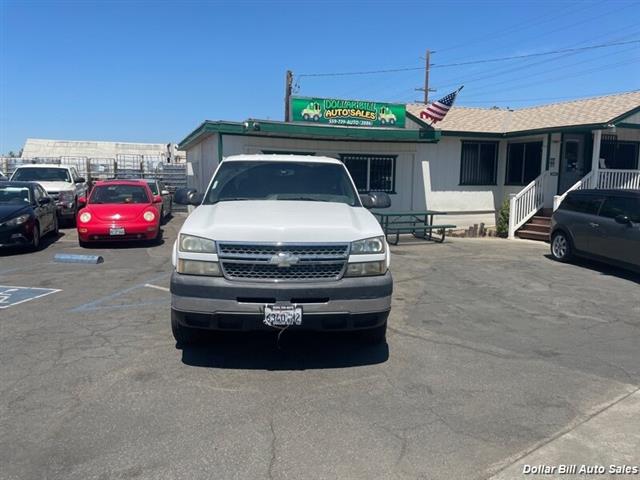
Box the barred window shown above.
[341,154,396,193]
[599,137,639,170]
[460,141,498,185]
[506,141,542,185]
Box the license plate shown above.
[264,304,302,327]
[109,227,125,236]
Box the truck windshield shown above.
[204,161,360,206]
[0,186,31,205]
[12,168,71,183]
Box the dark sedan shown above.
[0,181,58,250]
[550,189,640,272]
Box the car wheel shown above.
[358,322,387,344]
[551,231,572,262]
[171,309,198,346]
[160,207,165,225]
[30,224,41,251]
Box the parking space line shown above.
[144,283,170,293]
[71,273,170,312]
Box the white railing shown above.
[597,169,640,189]
[552,171,596,211]
[508,172,547,239]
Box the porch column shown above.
[591,129,602,187]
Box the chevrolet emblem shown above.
[269,252,299,268]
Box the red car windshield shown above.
[89,185,150,204]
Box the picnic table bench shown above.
[375,211,457,245]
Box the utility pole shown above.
[284,70,293,122]
[415,49,436,104]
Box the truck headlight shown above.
[58,191,75,204]
[344,261,386,277]
[177,259,221,276]
[5,214,30,226]
[351,236,385,254]
[179,234,216,253]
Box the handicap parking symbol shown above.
[0,286,61,309]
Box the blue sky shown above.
[1,0,639,153]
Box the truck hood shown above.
[181,201,384,243]
[34,181,75,193]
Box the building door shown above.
[558,134,586,194]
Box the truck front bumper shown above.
[170,270,392,332]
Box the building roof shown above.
[223,154,342,164]
[179,119,440,150]
[406,90,640,136]
[21,138,183,160]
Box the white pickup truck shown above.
[10,164,87,223]
[171,154,393,345]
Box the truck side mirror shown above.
[174,188,203,206]
[76,177,86,183]
[360,192,391,209]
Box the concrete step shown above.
[516,230,550,242]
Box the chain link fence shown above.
[1,156,188,211]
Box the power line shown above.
[456,90,640,105]
[296,39,639,79]
[433,1,599,54]
[433,28,640,92]
[460,57,640,98]
[431,39,640,68]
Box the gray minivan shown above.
[550,189,640,272]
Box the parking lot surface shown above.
[1,216,638,480]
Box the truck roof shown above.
[13,164,73,169]
[221,154,342,165]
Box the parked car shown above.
[0,181,58,250]
[550,189,640,272]
[76,180,162,247]
[10,164,88,224]
[170,154,393,346]
[144,179,172,222]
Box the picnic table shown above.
[375,210,457,245]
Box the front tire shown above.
[551,231,572,262]
[30,224,41,251]
[171,309,198,346]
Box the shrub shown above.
[496,199,510,238]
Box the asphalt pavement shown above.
[1,215,638,480]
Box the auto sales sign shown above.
[291,97,406,128]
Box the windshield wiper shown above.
[282,197,330,202]
[212,197,254,204]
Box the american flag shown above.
[419,86,463,123]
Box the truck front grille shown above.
[217,242,349,282]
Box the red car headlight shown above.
[79,212,92,223]
[143,211,156,222]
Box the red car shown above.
[76,180,162,246]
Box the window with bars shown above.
[599,136,639,170]
[340,154,396,193]
[459,141,498,185]
[505,141,542,185]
